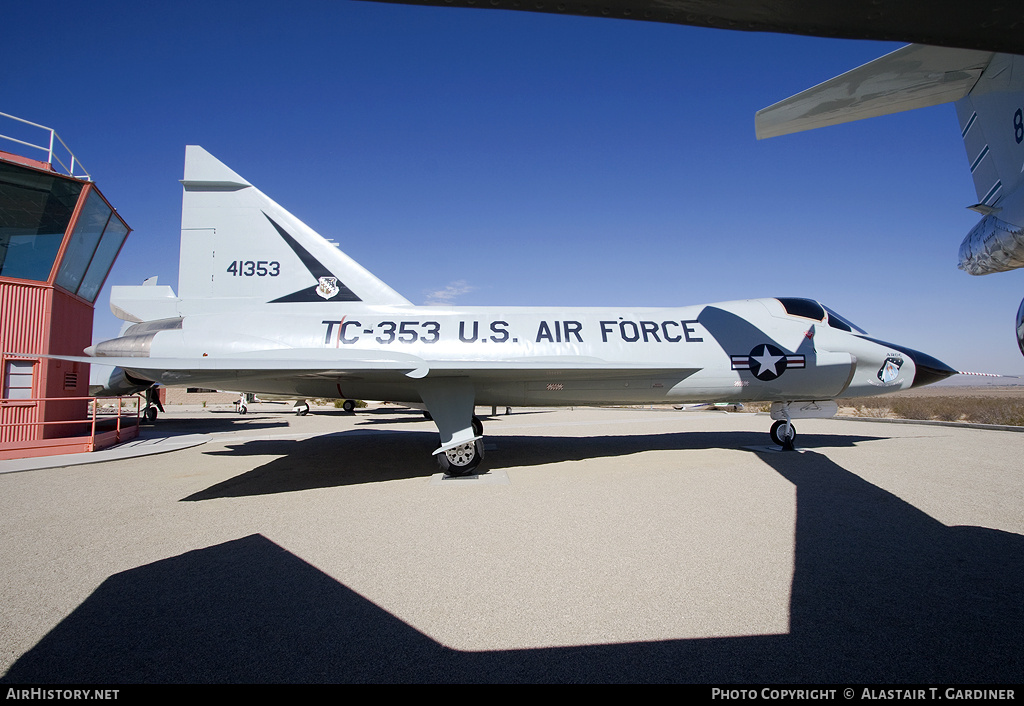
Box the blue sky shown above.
[5,0,1023,376]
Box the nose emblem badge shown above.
[878,356,904,384]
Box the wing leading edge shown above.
[755,44,994,140]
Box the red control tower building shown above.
[0,112,132,458]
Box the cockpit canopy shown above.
[775,297,867,334]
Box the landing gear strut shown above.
[417,379,484,477]
[143,387,164,422]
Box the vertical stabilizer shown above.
[954,54,1024,275]
[955,54,1024,215]
[177,146,411,307]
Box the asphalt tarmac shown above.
[1,404,1022,684]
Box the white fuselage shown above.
[105,297,922,407]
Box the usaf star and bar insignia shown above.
[731,344,806,381]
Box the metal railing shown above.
[0,395,140,446]
[0,111,91,180]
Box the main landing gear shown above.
[437,439,485,476]
[436,415,485,476]
[415,379,490,476]
[143,387,164,422]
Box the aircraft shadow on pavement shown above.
[5,446,1023,683]
[141,415,292,436]
[183,430,442,499]
[182,429,885,500]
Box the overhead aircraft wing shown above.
[755,44,995,139]
[357,0,1024,55]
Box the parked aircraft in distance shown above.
[756,43,1024,356]
[230,393,356,415]
[76,146,955,475]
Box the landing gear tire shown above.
[342,399,355,413]
[144,406,158,423]
[295,405,309,417]
[238,404,247,415]
[770,420,796,450]
[472,416,483,437]
[438,439,484,477]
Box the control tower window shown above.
[54,190,127,302]
[78,215,127,302]
[0,162,83,282]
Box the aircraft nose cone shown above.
[862,337,957,389]
[908,351,958,388]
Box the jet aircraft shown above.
[78,146,955,475]
[756,43,1024,355]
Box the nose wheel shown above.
[770,419,797,450]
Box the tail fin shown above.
[178,146,411,307]
[954,54,1024,214]
[933,53,1024,274]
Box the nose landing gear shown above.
[770,419,796,450]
